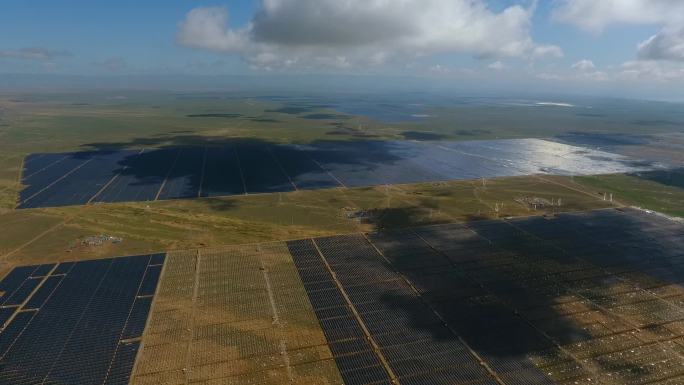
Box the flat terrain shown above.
[575,170,684,218]
[2,92,683,210]
[0,175,618,278]
[4,208,684,385]
[2,91,682,276]
[0,91,683,385]
[130,208,684,385]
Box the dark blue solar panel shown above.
[138,265,162,297]
[0,254,164,385]
[272,145,342,190]
[148,253,165,266]
[30,264,56,277]
[52,261,75,275]
[157,146,205,200]
[21,153,71,179]
[19,153,94,206]
[43,257,148,385]
[0,266,36,304]
[19,151,135,209]
[236,143,294,194]
[22,153,49,169]
[308,141,442,188]
[102,341,140,385]
[0,311,36,359]
[200,145,245,197]
[90,148,177,204]
[0,258,114,381]
[287,239,393,385]
[1,278,40,306]
[312,234,506,385]
[0,308,15,328]
[121,297,152,340]
[24,276,63,310]
[18,140,659,209]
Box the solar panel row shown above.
[23,275,62,310]
[119,207,684,385]
[287,239,393,385]
[313,234,507,385]
[0,309,14,328]
[0,266,40,306]
[419,209,684,384]
[0,254,165,385]
[102,341,140,385]
[1,208,681,384]
[132,245,343,384]
[90,148,177,204]
[18,138,655,209]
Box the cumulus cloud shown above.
[553,0,684,32]
[554,0,684,80]
[178,0,562,70]
[572,59,595,71]
[0,47,71,61]
[177,7,246,52]
[620,60,684,81]
[638,27,684,62]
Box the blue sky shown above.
[0,1,256,75]
[1,0,683,97]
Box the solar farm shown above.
[0,254,164,384]
[2,93,684,385]
[17,139,656,209]
[3,208,684,385]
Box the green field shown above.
[0,175,620,276]
[575,170,684,218]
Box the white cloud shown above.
[178,1,563,71]
[553,0,684,32]
[488,61,506,70]
[177,7,246,52]
[0,47,70,61]
[553,1,684,63]
[638,27,684,62]
[532,45,564,59]
[554,1,684,80]
[620,60,684,81]
[572,59,595,71]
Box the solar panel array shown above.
[287,239,394,385]
[131,245,343,385]
[0,254,164,385]
[18,139,654,209]
[287,208,684,385]
[8,208,682,384]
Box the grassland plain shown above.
[575,171,684,218]
[1,92,683,278]
[0,175,620,277]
